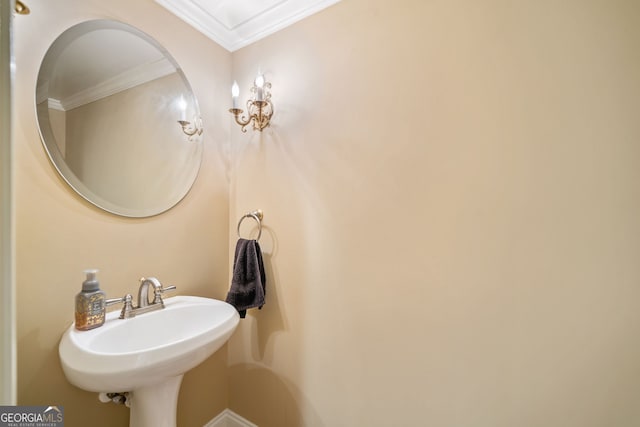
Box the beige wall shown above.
[14,1,232,426]
[228,0,640,426]
[11,0,640,426]
[64,73,197,213]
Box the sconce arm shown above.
[177,116,203,140]
[229,108,252,133]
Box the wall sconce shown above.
[229,72,273,132]
[177,117,203,141]
[176,95,203,141]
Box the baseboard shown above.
[205,409,258,427]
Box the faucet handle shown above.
[105,296,125,307]
[119,294,135,319]
[152,285,177,305]
[105,294,135,319]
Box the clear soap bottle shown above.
[75,269,106,331]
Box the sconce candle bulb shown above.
[254,73,265,101]
[231,81,239,109]
[176,95,203,140]
[177,95,187,121]
[229,73,273,133]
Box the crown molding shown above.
[56,57,176,111]
[155,0,342,52]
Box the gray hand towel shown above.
[225,238,266,318]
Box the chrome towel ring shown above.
[237,209,264,241]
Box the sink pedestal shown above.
[129,375,183,427]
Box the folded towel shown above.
[225,238,266,318]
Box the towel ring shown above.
[237,209,263,241]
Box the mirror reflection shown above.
[36,20,203,217]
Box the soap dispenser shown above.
[75,269,106,331]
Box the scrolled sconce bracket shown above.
[229,108,252,133]
[177,116,203,141]
[251,100,273,132]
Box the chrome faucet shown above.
[106,277,176,319]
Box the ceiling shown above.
[154,0,342,52]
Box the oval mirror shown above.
[35,20,203,217]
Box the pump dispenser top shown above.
[82,269,100,292]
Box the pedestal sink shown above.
[59,296,239,427]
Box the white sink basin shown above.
[59,295,239,427]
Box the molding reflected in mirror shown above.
[35,20,203,217]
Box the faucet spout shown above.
[137,277,163,308]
